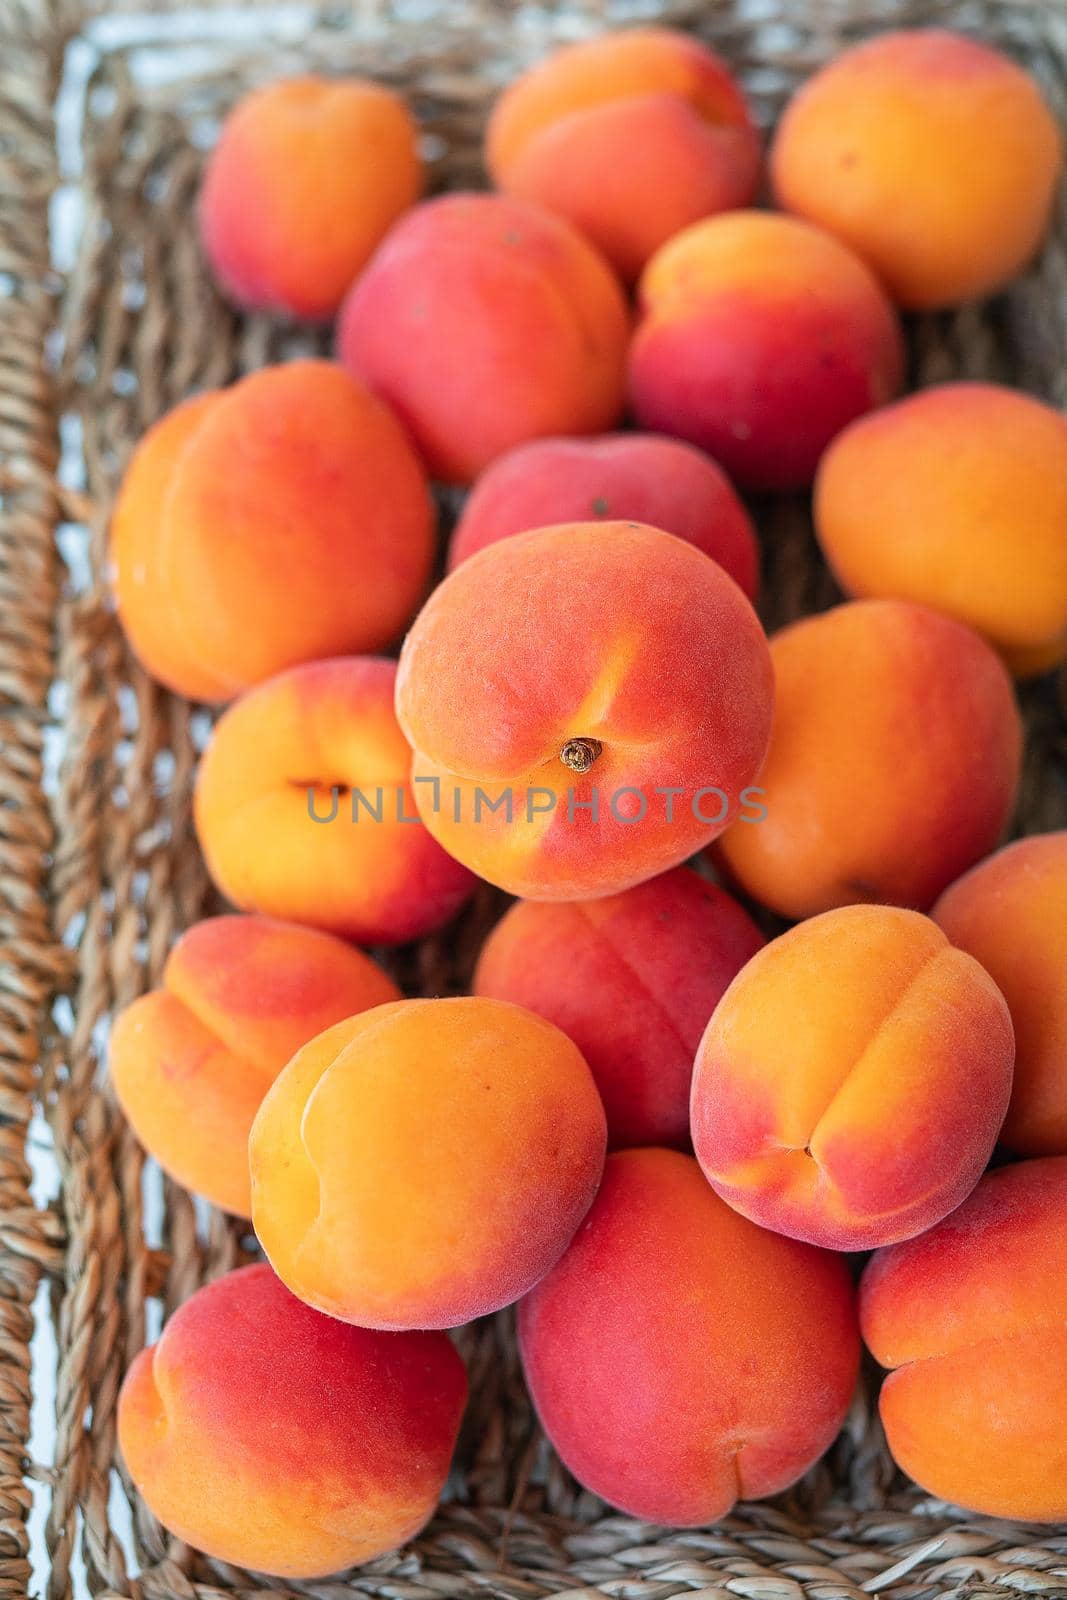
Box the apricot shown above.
[199,76,423,319]
[447,433,759,597]
[396,521,774,900]
[111,394,228,701]
[118,1264,466,1577]
[336,193,629,484]
[519,1148,859,1524]
[692,905,1014,1252]
[861,1157,1067,1520]
[194,657,475,944]
[771,30,1062,311]
[109,915,400,1216]
[250,997,606,1329]
[717,600,1022,919]
[486,28,760,282]
[934,833,1067,1157]
[474,867,763,1148]
[628,211,904,490]
[112,361,434,701]
[815,383,1067,677]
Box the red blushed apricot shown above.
[474,867,763,1148]
[250,997,607,1329]
[193,657,475,945]
[861,1158,1067,1520]
[519,1149,859,1524]
[629,211,904,491]
[199,76,423,319]
[486,28,760,282]
[771,30,1062,311]
[691,905,1014,1252]
[112,362,435,701]
[109,915,400,1216]
[118,1264,466,1577]
[934,833,1067,1157]
[716,600,1022,919]
[396,521,774,900]
[336,193,629,484]
[447,433,759,598]
[815,383,1067,678]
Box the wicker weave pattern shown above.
[3,1,1067,1596]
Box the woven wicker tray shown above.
[3,1,1067,1596]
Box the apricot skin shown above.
[691,904,1015,1252]
[815,383,1067,677]
[199,76,424,319]
[118,1264,467,1578]
[448,432,759,599]
[934,832,1067,1157]
[519,1149,860,1525]
[193,656,476,945]
[486,28,760,282]
[474,867,764,1149]
[109,915,400,1216]
[629,211,904,490]
[396,520,774,900]
[111,394,229,701]
[337,193,630,484]
[112,362,435,701]
[249,997,608,1329]
[716,599,1022,920]
[771,29,1062,310]
[861,1158,1067,1520]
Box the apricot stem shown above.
[559,737,602,774]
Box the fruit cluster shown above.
[108,22,1067,1581]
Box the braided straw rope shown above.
[2,0,1067,1596]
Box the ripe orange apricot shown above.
[199,76,424,319]
[118,1264,467,1577]
[112,362,434,701]
[448,432,759,598]
[771,29,1062,310]
[519,1149,859,1525]
[716,600,1022,919]
[109,915,400,1216]
[395,521,774,900]
[629,211,904,490]
[815,383,1067,677]
[474,867,763,1148]
[337,193,629,484]
[934,832,1067,1157]
[110,394,228,700]
[691,905,1014,1251]
[862,1158,1067,1520]
[193,657,475,945]
[486,28,760,281]
[250,997,607,1329]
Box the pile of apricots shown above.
[107,21,1067,1580]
